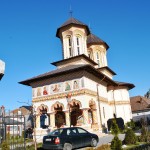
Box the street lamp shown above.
[66,93,71,127]
[0,60,5,80]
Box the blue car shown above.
[42,127,99,150]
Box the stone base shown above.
[91,123,100,131]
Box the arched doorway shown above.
[69,100,83,126]
[51,102,65,128]
[37,104,49,129]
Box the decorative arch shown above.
[74,29,84,36]
[37,104,48,114]
[89,99,96,109]
[67,99,82,109]
[63,30,73,37]
[51,101,65,112]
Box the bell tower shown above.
[56,17,90,59]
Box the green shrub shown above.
[124,128,137,144]
[2,140,10,150]
[126,120,135,130]
[111,135,122,150]
[6,133,10,141]
[110,119,120,136]
[22,130,25,138]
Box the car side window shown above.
[77,128,88,134]
[67,129,77,135]
[51,129,63,135]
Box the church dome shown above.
[56,17,90,38]
[87,33,109,50]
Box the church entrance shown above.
[54,106,65,128]
[70,102,83,126]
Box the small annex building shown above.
[19,17,134,140]
[130,96,150,123]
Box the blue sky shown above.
[0,0,150,110]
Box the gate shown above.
[0,108,26,150]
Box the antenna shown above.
[69,5,73,18]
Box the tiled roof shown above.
[19,64,117,86]
[19,64,91,85]
[115,81,135,89]
[130,96,150,112]
[60,17,86,27]
[87,33,109,50]
[97,66,116,75]
[56,17,90,37]
[51,54,97,66]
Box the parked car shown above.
[42,127,99,150]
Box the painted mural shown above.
[32,78,84,98]
[37,87,42,97]
[43,86,48,95]
[65,81,71,91]
[51,83,62,93]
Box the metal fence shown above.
[0,109,26,150]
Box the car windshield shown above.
[48,129,63,136]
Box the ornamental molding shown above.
[32,88,107,104]
[108,101,130,105]
[32,89,129,106]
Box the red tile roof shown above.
[130,96,150,112]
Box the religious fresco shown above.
[65,81,71,91]
[37,87,42,97]
[73,80,79,89]
[51,83,62,93]
[33,78,84,98]
[43,86,48,95]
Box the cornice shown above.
[32,88,129,106]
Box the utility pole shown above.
[97,84,102,130]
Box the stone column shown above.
[82,109,89,125]
[36,115,40,128]
[92,109,98,124]
[50,113,55,128]
[65,111,70,126]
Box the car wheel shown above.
[91,138,97,147]
[63,143,72,150]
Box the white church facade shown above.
[19,17,134,138]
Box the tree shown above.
[2,141,10,150]
[124,128,137,144]
[110,118,122,150]
[111,136,122,150]
[110,119,120,136]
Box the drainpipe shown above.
[97,76,106,131]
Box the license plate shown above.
[46,139,51,141]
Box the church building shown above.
[19,17,134,139]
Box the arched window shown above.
[66,36,72,57]
[76,35,81,55]
[96,51,100,67]
[88,51,91,58]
